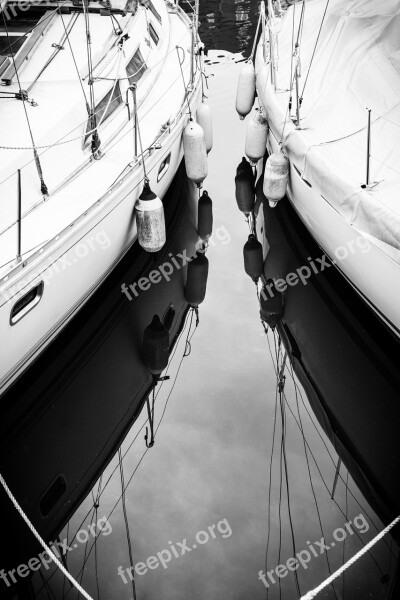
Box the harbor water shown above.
[1,2,400,600]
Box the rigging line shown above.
[279,71,296,143]
[39,569,56,600]
[83,0,101,157]
[342,471,349,599]
[176,45,192,119]
[57,2,89,110]
[300,0,330,102]
[286,362,396,555]
[290,360,338,600]
[26,11,79,94]
[0,472,95,600]
[93,498,101,600]
[288,0,296,100]
[70,304,190,537]
[300,515,400,600]
[281,385,385,577]
[1,12,48,196]
[53,307,194,588]
[265,385,279,600]
[68,311,199,583]
[118,447,137,600]
[62,521,71,598]
[279,383,302,597]
[275,340,284,600]
[249,8,262,62]
[0,0,71,54]
[73,506,98,600]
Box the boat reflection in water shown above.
[0,163,209,599]
[237,155,400,598]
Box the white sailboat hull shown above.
[255,0,400,339]
[0,0,204,393]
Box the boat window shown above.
[86,82,122,139]
[0,35,27,56]
[142,0,161,23]
[148,22,159,45]
[10,282,44,325]
[126,48,147,83]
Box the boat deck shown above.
[0,4,190,278]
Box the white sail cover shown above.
[256,0,400,261]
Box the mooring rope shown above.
[300,515,400,600]
[0,472,95,600]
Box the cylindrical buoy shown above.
[196,100,213,153]
[245,110,268,165]
[259,280,283,328]
[198,190,213,240]
[185,253,209,306]
[243,234,263,282]
[263,151,289,208]
[236,61,256,120]
[183,120,208,186]
[135,181,166,252]
[142,314,169,376]
[235,157,255,215]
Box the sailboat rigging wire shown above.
[27,12,79,94]
[280,381,385,577]
[286,361,397,557]
[58,311,199,588]
[176,45,192,119]
[263,329,386,575]
[0,472,95,600]
[279,387,302,597]
[273,339,301,598]
[288,0,296,101]
[39,307,195,594]
[300,0,330,102]
[291,359,338,599]
[249,9,262,62]
[118,447,137,600]
[342,471,349,598]
[57,2,89,109]
[93,479,102,600]
[300,515,400,600]
[83,0,101,157]
[1,12,48,195]
[0,1,70,54]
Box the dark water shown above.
[1,2,400,600]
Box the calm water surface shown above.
[3,2,400,600]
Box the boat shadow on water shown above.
[237,151,400,599]
[0,162,210,598]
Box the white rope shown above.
[0,472,95,600]
[300,515,400,600]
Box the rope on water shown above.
[300,515,400,600]
[0,472,95,600]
